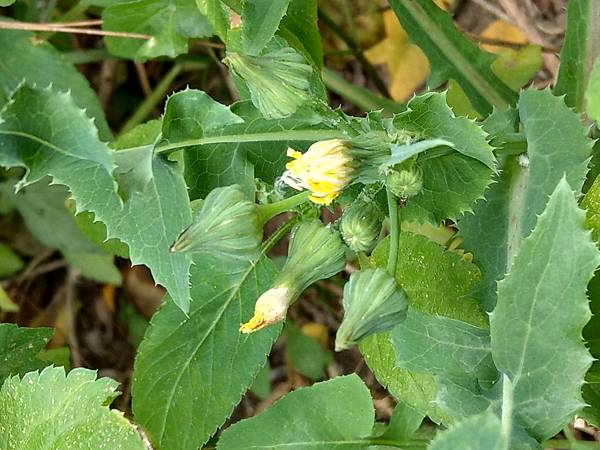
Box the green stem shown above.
[257,191,311,225]
[322,68,405,114]
[386,188,400,276]
[260,216,298,255]
[119,64,183,136]
[62,48,113,64]
[154,129,351,155]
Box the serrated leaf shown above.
[102,0,213,59]
[0,84,192,312]
[132,255,281,449]
[0,366,144,449]
[459,89,593,311]
[217,375,374,449]
[490,179,599,440]
[554,0,600,111]
[427,412,507,450]
[1,179,121,285]
[360,232,485,424]
[388,0,516,115]
[0,30,111,140]
[392,309,497,386]
[242,0,290,55]
[0,324,52,382]
[392,92,495,223]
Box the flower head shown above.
[241,220,347,333]
[335,268,409,351]
[224,41,313,119]
[339,199,383,252]
[170,185,262,260]
[282,139,355,205]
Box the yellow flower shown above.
[281,139,354,205]
[240,287,290,333]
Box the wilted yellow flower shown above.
[240,287,290,333]
[282,139,354,205]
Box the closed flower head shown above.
[282,139,354,205]
[335,268,409,351]
[170,184,262,260]
[241,220,347,333]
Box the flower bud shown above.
[241,220,347,333]
[170,184,262,260]
[386,168,423,199]
[335,268,409,351]
[339,200,383,252]
[224,41,312,119]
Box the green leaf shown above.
[490,179,599,440]
[0,324,52,382]
[102,0,213,59]
[132,255,281,449]
[388,0,516,115]
[378,402,425,443]
[554,0,600,111]
[0,30,111,140]
[586,57,600,124]
[0,286,18,313]
[279,0,323,69]
[459,89,593,311]
[242,0,290,55]
[392,92,495,223]
[217,375,374,449]
[391,309,497,386]
[0,0,16,5]
[0,84,193,312]
[197,0,229,41]
[249,360,271,399]
[0,366,144,449]
[427,412,507,450]
[0,242,23,279]
[1,179,121,285]
[286,323,330,380]
[581,363,600,427]
[360,232,485,424]
[491,46,542,92]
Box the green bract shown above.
[339,199,383,252]
[386,168,423,199]
[170,184,262,260]
[335,268,409,351]
[224,43,313,119]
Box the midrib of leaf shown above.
[391,0,512,111]
[0,130,112,167]
[155,261,261,441]
[154,129,353,154]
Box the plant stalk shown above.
[386,188,400,276]
[257,191,311,225]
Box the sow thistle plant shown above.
[0,1,599,450]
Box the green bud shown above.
[277,220,347,295]
[335,268,409,351]
[170,185,262,260]
[241,220,347,333]
[339,200,383,252]
[386,168,423,199]
[224,40,312,119]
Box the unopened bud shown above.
[335,268,409,351]
[386,168,423,199]
[339,200,383,252]
[170,185,262,260]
